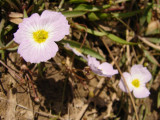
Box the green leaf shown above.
[88,12,99,21]
[139,105,147,120]
[88,10,142,21]
[61,40,105,60]
[62,11,87,18]
[74,4,111,12]
[69,0,89,3]
[147,9,152,23]
[74,4,101,12]
[74,24,137,45]
[0,50,5,60]
[23,9,28,18]
[96,13,111,20]
[0,19,5,35]
[157,88,160,108]
[112,10,142,18]
[144,50,160,66]
[0,19,5,47]
[92,10,142,21]
[140,4,153,26]
[104,32,136,45]
[4,24,14,35]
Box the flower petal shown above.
[118,72,133,92]
[133,86,150,98]
[14,13,40,44]
[40,10,70,41]
[131,64,152,83]
[98,62,118,77]
[87,55,100,68]
[18,39,58,63]
[87,55,102,75]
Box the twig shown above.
[126,29,132,69]
[79,24,88,49]
[138,36,160,51]
[58,0,65,10]
[0,19,5,35]
[101,39,139,120]
[0,60,24,83]
[26,73,39,101]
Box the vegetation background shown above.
[0,0,160,120]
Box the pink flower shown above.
[118,64,152,98]
[87,55,118,77]
[14,10,70,63]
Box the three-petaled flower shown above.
[64,44,118,77]
[87,55,118,77]
[14,10,70,63]
[118,64,152,98]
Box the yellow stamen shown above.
[33,30,48,43]
[132,79,140,88]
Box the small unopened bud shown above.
[34,97,40,103]
[89,91,94,98]
[21,64,29,71]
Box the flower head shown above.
[87,55,118,77]
[118,64,152,98]
[14,10,70,63]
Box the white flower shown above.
[87,55,118,77]
[14,10,70,63]
[118,64,152,98]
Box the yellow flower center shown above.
[33,30,48,43]
[132,79,140,88]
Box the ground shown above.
[0,0,160,120]
[0,49,159,120]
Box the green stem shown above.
[0,50,5,61]
[37,63,44,78]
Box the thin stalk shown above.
[37,63,44,78]
[26,74,39,101]
[101,39,139,120]
[0,50,5,61]
[58,0,65,10]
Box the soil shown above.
[0,51,160,120]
